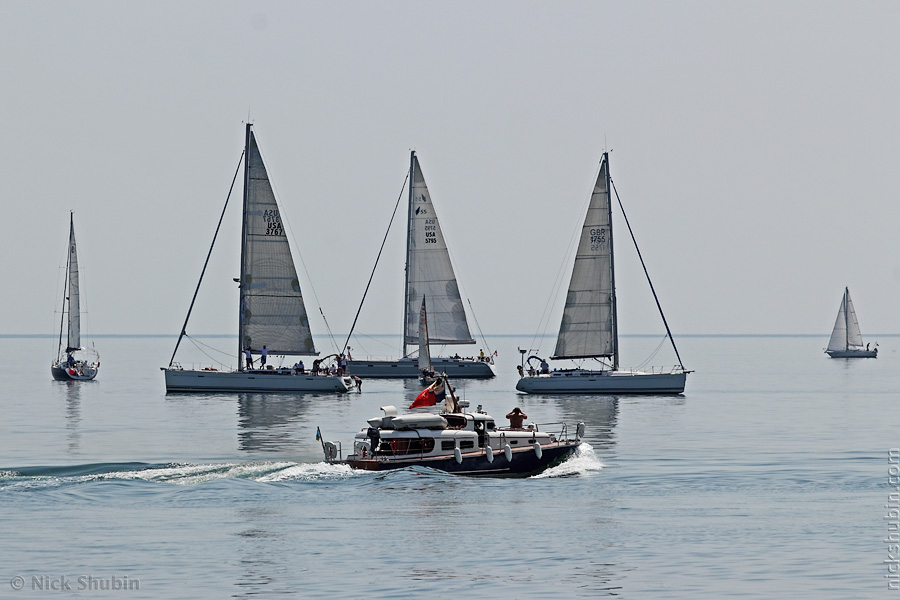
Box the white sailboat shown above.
[417,296,440,383]
[516,152,689,394]
[51,213,100,381]
[163,124,352,393]
[825,287,877,358]
[347,151,495,379]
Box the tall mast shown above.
[844,287,850,351]
[605,152,619,370]
[238,123,251,369]
[402,151,415,358]
[57,212,73,361]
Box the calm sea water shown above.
[0,334,896,598]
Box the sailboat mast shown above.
[402,151,415,358]
[605,153,619,371]
[844,287,850,351]
[57,213,73,361]
[238,123,252,369]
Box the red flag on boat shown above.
[410,388,437,409]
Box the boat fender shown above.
[485,446,494,463]
[454,447,463,464]
[324,441,338,461]
[504,444,512,462]
[576,422,586,439]
[533,442,543,459]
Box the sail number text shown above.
[424,219,437,244]
[590,228,607,251]
[263,209,284,236]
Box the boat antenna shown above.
[340,170,410,356]
[168,149,245,368]
[609,178,686,370]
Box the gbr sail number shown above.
[590,228,607,251]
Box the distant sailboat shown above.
[51,213,100,381]
[162,124,352,392]
[347,151,495,379]
[825,287,877,358]
[417,297,440,384]
[516,152,689,394]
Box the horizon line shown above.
[5,333,900,339]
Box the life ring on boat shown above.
[68,368,76,376]
[323,441,338,461]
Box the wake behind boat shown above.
[516,151,689,395]
[162,124,352,393]
[51,212,99,381]
[825,287,877,358]
[346,151,495,379]
[319,377,583,477]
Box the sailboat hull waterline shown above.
[164,368,352,393]
[51,364,99,382]
[516,369,686,395]
[517,152,689,395]
[162,124,352,393]
[348,357,494,379]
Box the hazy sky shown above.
[3,1,899,346]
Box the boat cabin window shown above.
[444,414,468,428]
[440,440,475,451]
[384,437,435,456]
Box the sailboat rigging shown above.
[516,151,689,394]
[162,124,353,392]
[51,213,100,381]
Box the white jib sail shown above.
[404,152,474,346]
[240,130,316,356]
[827,288,866,352]
[553,156,616,360]
[67,216,81,351]
[418,296,432,373]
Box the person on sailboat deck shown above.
[506,407,527,429]
[539,359,550,374]
[67,352,75,367]
[244,347,254,370]
[260,345,268,367]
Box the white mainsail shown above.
[827,287,864,352]
[66,215,81,351]
[552,155,616,362]
[239,129,316,356]
[417,297,432,373]
[404,152,474,347]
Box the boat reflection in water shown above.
[320,376,583,477]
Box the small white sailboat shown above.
[347,152,495,379]
[825,287,877,358]
[417,297,440,384]
[162,124,352,393]
[51,213,100,381]
[516,152,689,395]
